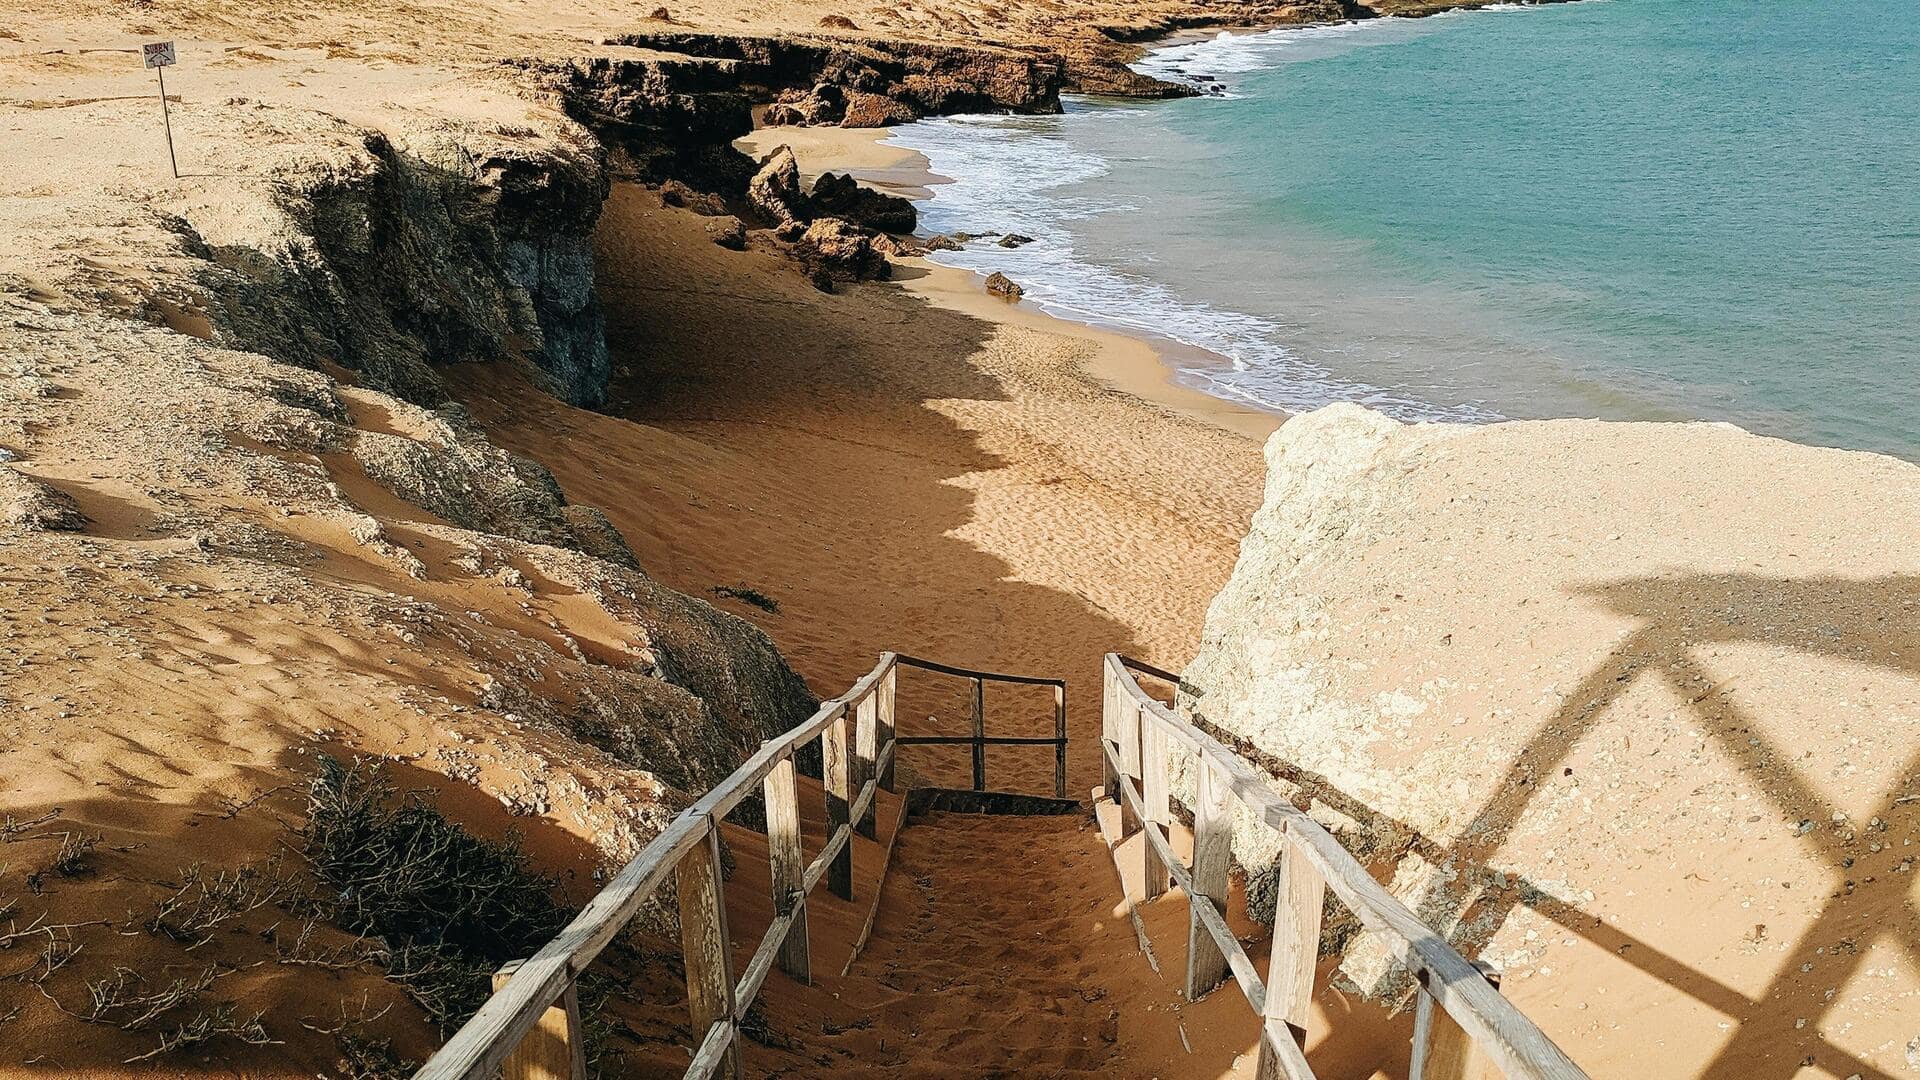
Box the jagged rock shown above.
[998,233,1034,248]
[349,417,580,550]
[748,145,808,230]
[0,469,86,532]
[818,14,860,29]
[767,83,845,127]
[561,505,641,570]
[868,233,922,258]
[796,218,891,282]
[808,172,916,234]
[648,6,673,19]
[984,271,1023,301]
[658,179,729,216]
[201,128,613,410]
[923,234,962,252]
[618,31,1066,118]
[513,54,756,193]
[762,103,807,126]
[840,90,916,128]
[706,216,748,250]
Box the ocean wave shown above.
[884,114,1500,422]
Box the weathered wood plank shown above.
[1140,717,1171,901]
[684,1015,738,1080]
[761,755,810,984]
[970,677,986,791]
[1053,682,1067,799]
[489,961,583,1080]
[1185,759,1233,1000]
[893,653,1064,686]
[1413,965,1501,1080]
[1101,668,1121,800]
[1101,654,1588,1080]
[854,692,878,839]
[1104,740,1263,1011]
[842,793,914,975]
[823,709,854,901]
[676,823,739,1080]
[1255,837,1324,1080]
[1260,1018,1319,1080]
[877,666,898,791]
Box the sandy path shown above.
[459,176,1427,1075]
[463,184,1270,796]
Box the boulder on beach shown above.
[984,271,1023,301]
[809,171,916,234]
[659,179,728,216]
[840,90,916,128]
[795,217,892,282]
[706,216,747,250]
[748,145,808,230]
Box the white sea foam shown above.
[886,110,1500,422]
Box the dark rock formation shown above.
[985,271,1024,301]
[659,178,729,215]
[809,171,916,234]
[514,53,758,191]
[998,233,1034,248]
[706,216,748,249]
[614,31,1067,121]
[839,89,917,128]
[748,145,809,233]
[201,131,612,409]
[795,218,892,282]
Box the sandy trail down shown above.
[462,170,1421,1076]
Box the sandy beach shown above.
[447,132,1413,1077]
[464,130,1277,796]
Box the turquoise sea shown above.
[887,0,1920,458]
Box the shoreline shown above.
[739,125,1284,444]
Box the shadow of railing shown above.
[1186,572,1920,1080]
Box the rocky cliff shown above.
[1178,404,1920,1075]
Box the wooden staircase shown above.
[411,652,1589,1080]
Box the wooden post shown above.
[1412,964,1501,1080]
[1139,714,1171,900]
[970,677,986,792]
[761,754,810,983]
[1184,759,1233,1000]
[877,665,898,792]
[1053,682,1067,799]
[491,961,584,1080]
[1255,834,1325,1080]
[1101,666,1121,800]
[1117,694,1142,835]
[853,692,878,839]
[823,708,854,900]
[675,822,739,1080]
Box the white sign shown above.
[143,40,176,69]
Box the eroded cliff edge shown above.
[1179,403,1920,1076]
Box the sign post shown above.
[143,40,178,179]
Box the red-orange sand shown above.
[461,175,1416,1076]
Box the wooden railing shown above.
[890,652,1067,798]
[1100,654,1589,1080]
[414,651,1067,1080]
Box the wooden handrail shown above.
[1099,653,1588,1080]
[415,651,1066,1080]
[893,652,1066,687]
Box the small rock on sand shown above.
[984,272,1023,301]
